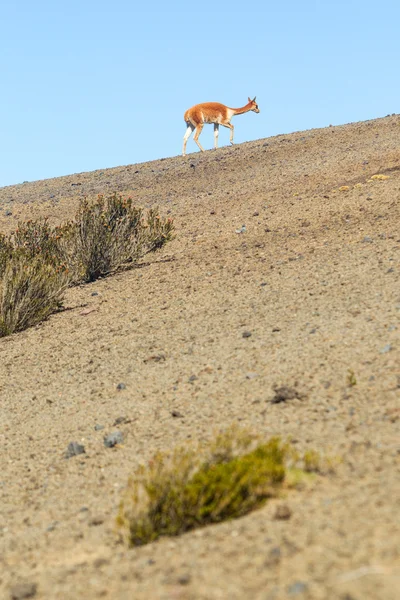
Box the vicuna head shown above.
[248,97,260,113]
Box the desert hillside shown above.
[0,115,399,600]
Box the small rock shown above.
[91,292,99,296]
[287,581,308,596]
[235,225,246,234]
[362,236,373,243]
[272,327,281,332]
[171,410,183,418]
[5,210,12,217]
[242,331,252,338]
[93,557,109,568]
[116,383,126,390]
[188,374,198,382]
[104,431,123,448]
[144,353,166,363]
[94,424,104,431]
[113,416,130,426]
[265,546,281,566]
[46,521,59,532]
[177,573,191,585]
[65,442,85,459]
[246,372,258,380]
[10,582,37,599]
[89,515,105,526]
[274,504,292,520]
[271,386,303,404]
[379,344,392,354]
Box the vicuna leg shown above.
[214,123,219,150]
[183,124,194,156]
[193,123,205,152]
[222,122,234,144]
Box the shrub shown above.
[117,429,303,547]
[12,218,66,268]
[62,194,174,283]
[0,254,69,337]
[0,233,13,277]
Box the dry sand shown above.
[0,115,399,599]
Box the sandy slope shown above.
[0,115,399,599]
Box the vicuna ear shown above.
[252,96,257,102]
[248,97,251,102]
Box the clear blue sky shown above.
[1,1,398,188]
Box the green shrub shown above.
[0,254,68,337]
[117,429,301,547]
[62,194,174,283]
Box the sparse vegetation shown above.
[0,254,68,337]
[0,193,174,337]
[12,218,67,269]
[117,428,311,547]
[0,233,13,277]
[61,194,174,283]
[347,369,357,387]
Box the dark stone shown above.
[65,442,85,459]
[271,386,303,404]
[104,431,123,448]
[171,410,183,418]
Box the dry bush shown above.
[0,193,174,336]
[62,194,174,283]
[12,218,67,268]
[117,428,306,547]
[0,254,69,337]
[0,233,13,277]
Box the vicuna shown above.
[183,97,260,156]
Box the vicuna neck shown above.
[231,102,253,115]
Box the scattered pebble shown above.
[379,344,392,354]
[274,504,292,520]
[113,416,130,426]
[116,383,127,390]
[242,331,252,338]
[10,582,37,599]
[287,581,308,596]
[246,372,258,380]
[271,386,303,404]
[171,410,183,418]
[104,431,123,448]
[89,515,105,526]
[94,424,104,431]
[64,442,85,459]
